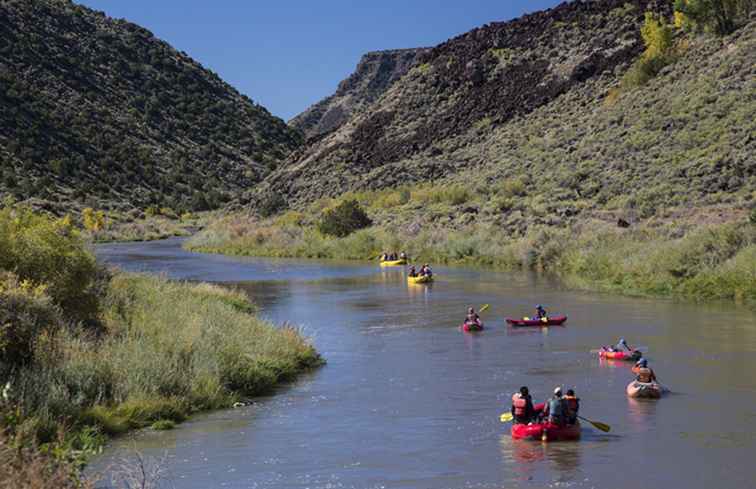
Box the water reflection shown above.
[500,435,584,485]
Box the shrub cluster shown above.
[317,200,372,237]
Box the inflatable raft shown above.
[626,380,665,399]
[599,349,642,361]
[511,421,581,441]
[380,259,407,266]
[506,315,568,327]
[460,321,484,332]
[407,274,433,284]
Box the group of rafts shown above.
[381,253,669,443]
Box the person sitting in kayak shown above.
[465,307,481,327]
[511,386,535,425]
[421,264,433,277]
[534,304,547,319]
[542,387,565,426]
[564,389,580,425]
[408,265,418,277]
[632,358,657,383]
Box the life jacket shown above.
[636,367,653,383]
[512,393,528,416]
[564,395,579,417]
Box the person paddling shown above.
[632,358,657,383]
[542,387,565,426]
[534,304,547,319]
[564,389,580,425]
[511,386,535,425]
[465,307,481,328]
[408,265,417,277]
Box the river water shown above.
[91,238,756,489]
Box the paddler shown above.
[564,389,580,425]
[421,263,433,277]
[534,304,547,319]
[632,358,657,383]
[408,265,418,277]
[511,386,535,425]
[465,307,481,327]
[542,387,565,426]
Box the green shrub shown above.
[317,200,372,237]
[0,205,101,323]
[674,0,754,34]
[258,193,287,218]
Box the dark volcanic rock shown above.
[289,48,429,140]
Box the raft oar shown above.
[479,304,490,314]
[500,412,513,423]
[577,415,611,433]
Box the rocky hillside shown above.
[241,0,752,212]
[0,0,302,213]
[290,48,428,140]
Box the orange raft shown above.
[598,349,642,361]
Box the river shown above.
[90,238,756,489]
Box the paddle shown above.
[500,412,513,423]
[577,415,611,433]
[479,304,490,314]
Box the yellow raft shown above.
[380,259,407,267]
[407,274,433,284]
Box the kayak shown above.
[599,349,642,361]
[461,321,484,332]
[511,421,581,441]
[506,315,567,327]
[626,380,665,399]
[407,275,433,284]
[380,259,407,266]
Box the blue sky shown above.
[77,1,561,121]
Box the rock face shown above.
[0,0,302,212]
[289,48,428,140]
[246,0,677,208]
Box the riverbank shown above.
[0,205,322,487]
[186,199,756,305]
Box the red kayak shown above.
[506,315,567,327]
[598,349,642,361]
[460,321,484,332]
[511,421,581,441]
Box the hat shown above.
[553,386,562,395]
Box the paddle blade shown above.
[588,419,611,432]
[500,412,513,423]
[479,304,490,314]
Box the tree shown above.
[674,0,754,35]
[317,200,373,238]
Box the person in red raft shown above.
[464,307,482,329]
[511,386,536,424]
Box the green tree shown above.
[317,200,373,238]
[674,0,754,34]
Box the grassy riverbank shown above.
[187,194,756,305]
[0,204,322,486]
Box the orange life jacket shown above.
[636,367,653,383]
[512,393,528,416]
[564,395,579,416]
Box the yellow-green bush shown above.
[0,205,101,322]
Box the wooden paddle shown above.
[577,415,611,432]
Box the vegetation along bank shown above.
[0,204,322,487]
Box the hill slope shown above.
[0,0,302,213]
[290,48,428,141]
[243,0,752,214]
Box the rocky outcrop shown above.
[289,48,428,140]
[245,0,677,209]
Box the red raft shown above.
[506,315,568,327]
[511,421,581,441]
[598,349,642,361]
[460,321,484,332]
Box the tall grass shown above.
[0,204,323,485]
[189,211,756,305]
